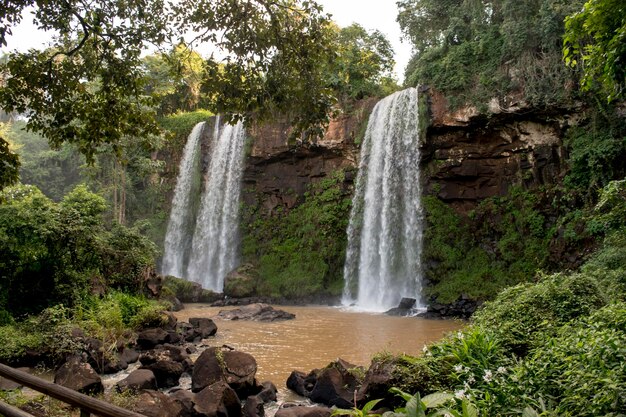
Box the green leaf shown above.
[421,393,454,409]
[362,399,383,415]
[522,407,540,417]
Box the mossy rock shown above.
[162,276,221,303]
[224,264,259,298]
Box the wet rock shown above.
[116,369,157,392]
[286,370,318,397]
[243,395,264,417]
[194,381,242,417]
[300,359,364,408]
[192,347,257,397]
[120,347,140,364]
[134,389,184,417]
[356,359,396,404]
[169,390,198,417]
[190,318,218,337]
[140,344,192,388]
[216,304,295,322]
[137,328,171,349]
[385,298,417,316]
[256,381,278,403]
[274,406,332,417]
[54,356,103,394]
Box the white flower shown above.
[454,364,464,373]
[483,370,493,382]
[497,366,507,374]
[467,375,476,384]
[454,389,467,400]
[422,345,429,353]
[457,331,464,339]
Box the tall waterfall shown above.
[161,122,205,279]
[342,88,424,311]
[186,117,246,291]
[161,117,246,292]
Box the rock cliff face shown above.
[422,89,573,212]
[243,90,573,215]
[241,98,377,212]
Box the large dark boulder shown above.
[243,395,264,417]
[137,328,171,349]
[54,357,103,394]
[140,344,192,388]
[116,369,158,393]
[192,347,257,397]
[134,390,185,417]
[256,381,278,403]
[286,370,319,397]
[308,359,363,408]
[194,381,242,417]
[216,304,295,322]
[385,298,417,316]
[274,406,332,417]
[355,358,396,404]
[190,318,218,337]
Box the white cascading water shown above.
[342,88,424,311]
[161,122,205,279]
[186,117,246,291]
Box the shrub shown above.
[473,273,606,356]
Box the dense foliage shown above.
[563,0,626,102]
[241,170,352,298]
[398,0,585,108]
[359,178,626,415]
[0,184,157,317]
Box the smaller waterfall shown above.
[161,122,205,278]
[342,88,424,311]
[186,117,246,291]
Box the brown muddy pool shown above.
[174,305,463,388]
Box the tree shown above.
[397,0,586,108]
[328,24,397,104]
[563,0,626,102]
[0,0,335,174]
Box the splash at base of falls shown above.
[342,88,424,312]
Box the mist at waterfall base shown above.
[161,117,246,292]
[342,88,424,312]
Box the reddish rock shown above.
[54,357,103,394]
[116,369,157,392]
[194,381,242,417]
[134,390,184,417]
[192,347,257,397]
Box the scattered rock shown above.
[116,369,157,392]
[137,328,171,349]
[194,381,242,417]
[355,358,396,404]
[275,406,332,417]
[120,347,140,364]
[140,344,192,388]
[243,395,264,417]
[217,304,295,322]
[54,357,103,394]
[309,361,361,408]
[134,389,184,417]
[286,370,318,397]
[163,276,222,303]
[192,347,257,397]
[385,298,417,316]
[256,381,278,403]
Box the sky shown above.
[2,1,412,82]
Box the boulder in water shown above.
[116,369,157,393]
[385,298,417,316]
[194,381,242,417]
[217,304,295,322]
[192,346,258,397]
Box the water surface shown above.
[174,305,462,386]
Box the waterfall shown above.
[186,117,246,291]
[342,88,424,311]
[161,122,205,278]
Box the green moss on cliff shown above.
[241,170,351,298]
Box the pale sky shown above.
[2,1,412,82]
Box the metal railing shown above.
[0,363,146,417]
